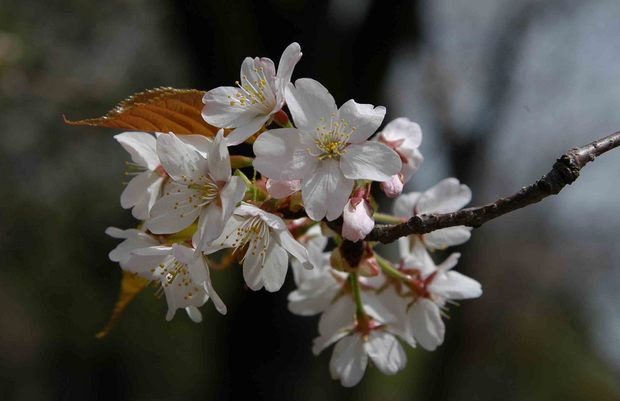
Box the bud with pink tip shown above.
[342,188,374,242]
[381,174,404,198]
[266,178,302,199]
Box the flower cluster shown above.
[104,42,482,386]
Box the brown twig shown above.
[363,131,620,244]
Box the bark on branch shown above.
[364,131,620,244]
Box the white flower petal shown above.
[242,236,268,291]
[185,306,203,323]
[338,100,385,143]
[319,295,355,337]
[130,174,165,220]
[288,276,341,316]
[422,226,472,250]
[207,129,232,181]
[329,334,368,387]
[302,159,353,221]
[114,131,159,170]
[194,202,227,251]
[380,117,422,149]
[312,329,350,356]
[285,78,337,133]
[430,271,482,300]
[417,178,472,214]
[156,133,207,181]
[253,128,319,180]
[262,244,289,292]
[276,228,311,269]
[408,299,445,351]
[220,176,246,218]
[120,171,162,215]
[365,331,407,375]
[340,142,401,181]
[275,42,302,103]
[224,114,270,146]
[146,187,201,234]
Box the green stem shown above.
[349,272,368,323]
[373,212,404,224]
[374,252,410,282]
[234,169,253,188]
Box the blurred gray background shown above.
[1,0,620,400]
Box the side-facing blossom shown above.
[146,130,246,252]
[400,240,482,350]
[253,78,401,221]
[207,202,312,292]
[377,117,424,190]
[115,132,167,219]
[312,288,411,387]
[202,43,302,146]
[106,228,226,321]
[394,177,472,254]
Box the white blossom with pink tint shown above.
[394,177,472,254]
[378,117,423,184]
[202,43,302,146]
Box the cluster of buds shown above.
[104,42,482,386]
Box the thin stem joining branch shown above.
[363,131,620,244]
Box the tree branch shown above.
[365,131,620,244]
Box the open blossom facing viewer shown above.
[115,132,167,219]
[207,203,312,292]
[253,78,401,221]
[202,42,302,146]
[146,130,246,251]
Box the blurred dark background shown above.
[2,0,620,400]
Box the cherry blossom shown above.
[341,190,374,242]
[207,203,312,292]
[115,132,167,220]
[394,177,472,254]
[202,43,302,146]
[106,228,226,321]
[400,240,482,350]
[377,117,423,187]
[146,130,246,252]
[253,78,401,221]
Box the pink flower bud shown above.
[342,198,374,242]
[381,174,404,198]
[266,179,302,199]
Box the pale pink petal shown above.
[285,78,337,133]
[340,142,401,181]
[380,117,422,149]
[338,99,385,143]
[262,244,289,292]
[275,42,302,102]
[147,187,201,234]
[266,179,302,198]
[302,159,353,221]
[318,296,355,337]
[400,148,423,183]
[380,174,404,198]
[253,128,318,180]
[417,178,472,214]
[207,130,231,180]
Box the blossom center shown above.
[152,257,201,301]
[223,215,271,267]
[227,66,273,112]
[310,116,356,160]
